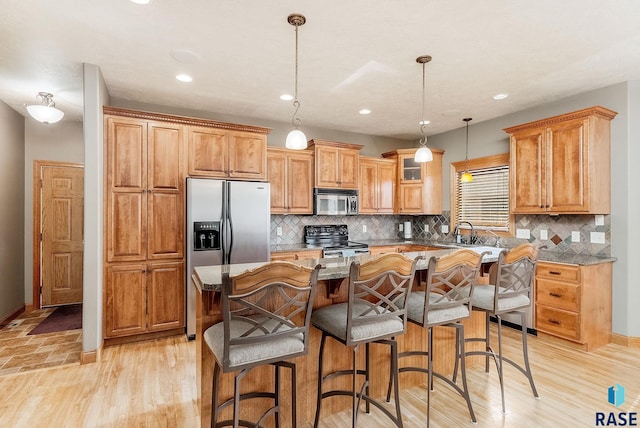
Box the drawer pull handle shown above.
[548,319,561,325]
[549,292,562,298]
[549,271,561,275]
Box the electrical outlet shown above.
[276,226,282,237]
[571,231,581,243]
[362,225,367,233]
[590,231,605,244]
[399,223,403,232]
[441,225,449,234]
[424,224,429,232]
[516,228,531,239]
[595,214,605,226]
[540,229,548,240]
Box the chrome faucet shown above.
[485,229,502,247]
[453,221,476,245]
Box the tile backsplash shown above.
[270,213,611,257]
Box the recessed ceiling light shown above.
[493,93,509,100]
[359,109,371,115]
[419,120,430,125]
[280,94,293,101]
[176,74,193,82]
[130,0,150,4]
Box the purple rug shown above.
[28,304,82,335]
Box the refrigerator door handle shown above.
[226,190,234,263]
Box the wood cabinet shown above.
[369,244,441,255]
[535,261,613,351]
[382,148,444,214]
[267,147,314,214]
[505,106,617,214]
[307,139,363,189]
[188,126,268,181]
[359,157,396,214]
[270,249,323,261]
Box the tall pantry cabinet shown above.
[104,109,186,338]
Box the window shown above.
[450,153,512,233]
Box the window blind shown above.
[455,164,510,231]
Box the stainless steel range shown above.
[304,224,369,258]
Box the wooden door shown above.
[337,149,359,189]
[40,164,84,307]
[147,122,185,260]
[315,146,339,188]
[359,159,377,213]
[377,160,396,213]
[267,149,287,213]
[147,261,185,332]
[104,263,147,337]
[228,131,267,180]
[398,184,424,214]
[546,119,589,212]
[106,116,147,262]
[286,152,314,214]
[187,126,228,177]
[510,128,546,213]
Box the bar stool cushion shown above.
[469,285,530,312]
[205,319,304,368]
[407,291,470,325]
[311,302,404,342]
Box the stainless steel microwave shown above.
[313,188,358,215]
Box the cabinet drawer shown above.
[536,262,580,283]
[536,305,580,341]
[536,279,581,312]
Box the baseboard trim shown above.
[611,333,640,348]
[25,304,35,313]
[0,305,25,328]
[81,348,101,364]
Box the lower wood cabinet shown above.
[535,261,612,350]
[105,261,184,338]
[270,249,322,261]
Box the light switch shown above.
[276,226,282,236]
[591,231,605,244]
[516,228,531,239]
[595,215,605,226]
[362,225,367,233]
[571,231,581,243]
[424,224,429,232]
[399,223,403,232]
[441,225,449,234]
[540,229,548,240]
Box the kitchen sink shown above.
[435,244,506,260]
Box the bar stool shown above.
[311,253,420,428]
[457,243,539,414]
[391,249,484,427]
[204,261,320,428]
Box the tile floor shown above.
[0,308,81,375]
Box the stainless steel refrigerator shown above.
[185,178,271,339]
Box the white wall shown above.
[0,100,25,320]
[23,120,84,304]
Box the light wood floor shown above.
[0,326,638,427]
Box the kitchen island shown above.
[191,248,488,427]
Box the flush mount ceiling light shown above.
[280,94,294,101]
[25,92,64,124]
[461,117,473,183]
[130,0,151,4]
[493,93,509,100]
[414,55,433,163]
[359,108,371,115]
[176,73,193,82]
[285,13,307,150]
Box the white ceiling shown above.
[2,0,640,139]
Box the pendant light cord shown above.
[291,23,302,129]
[420,62,427,144]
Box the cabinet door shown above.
[187,126,228,177]
[316,146,340,188]
[377,161,396,213]
[397,183,424,214]
[359,160,377,214]
[105,263,147,337]
[287,152,314,214]
[510,128,546,213]
[338,149,359,189]
[229,131,267,180]
[106,116,147,262]
[147,261,185,332]
[422,150,442,214]
[546,119,589,212]
[148,122,185,260]
[267,150,288,213]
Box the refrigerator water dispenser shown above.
[193,221,220,250]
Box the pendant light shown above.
[25,92,64,124]
[414,55,433,163]
[285,13,307,150]
[461,117,473,183]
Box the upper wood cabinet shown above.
[188,126,268,181]
[359,156,396,214]
[105,114,185,263]
[505,106,617,214]
[382,148,444,214]
[307,139,363,189]
[267,147,314,214]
